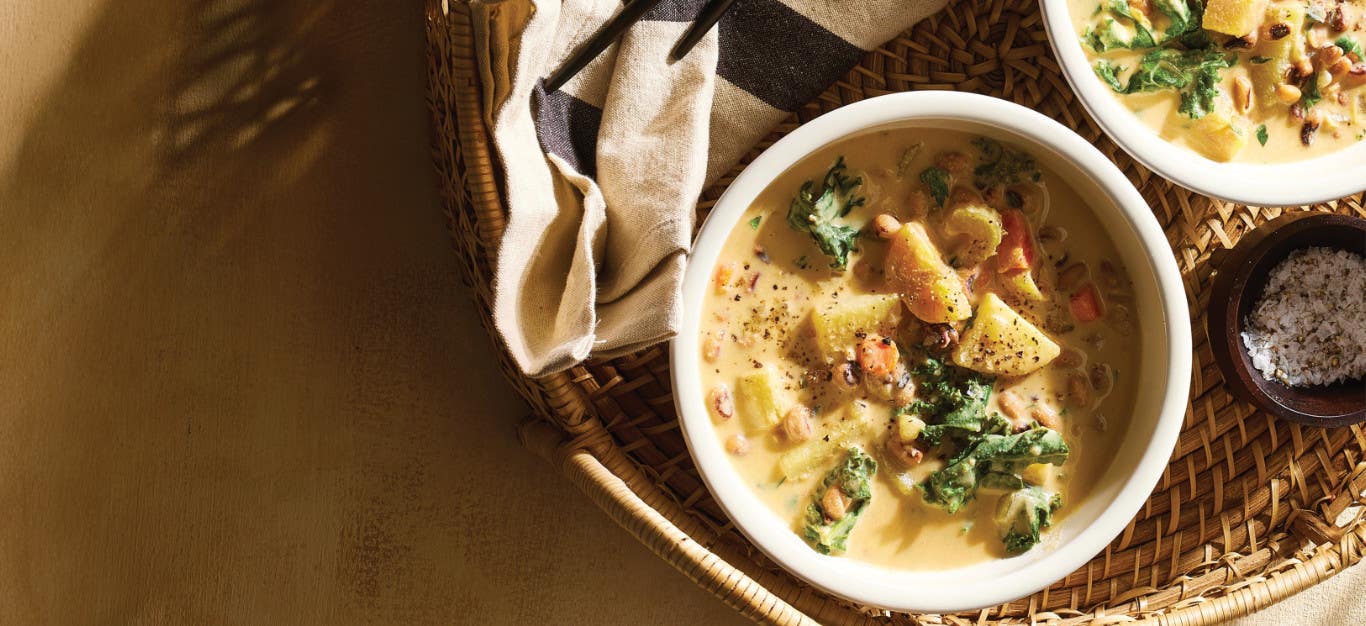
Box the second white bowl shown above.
[1039,0,1366,207]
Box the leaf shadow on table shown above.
[0,0,346,622]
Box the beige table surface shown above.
[0,1,1359,623]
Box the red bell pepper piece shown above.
[995,209,1034,273]
[1069,283,1104,323]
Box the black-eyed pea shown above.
[703,334,723,362]
[1067,372,1091,409]
[1057,262,1089,292]
[1321,44,1345,66]
[822,485,851,520]
[1098,260,1123,290]
[1013,184,1047,217]
[936,151,971,179]
[708,385,735,421]
[871,213,902,239]
[886,438,924,467]
[1054,347,1085,369]
[780,405,814,443]
[1330,56,1353,77]
[997,389,1028,424]
[1037,225,1068,244]
[1031,402,1062,430]
[906,187,933,219]
[1109,304,1135,336]
[1089,363,1115,398]
[1231,76,1253,114]
[1276,83,1302,104]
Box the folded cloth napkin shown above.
[472,0,947,376]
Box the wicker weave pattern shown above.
[426,1,1366,623]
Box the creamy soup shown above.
[1070,0,1366,162]
[699,128,1139,570]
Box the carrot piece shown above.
[856,335,899,380]
[713,262,737,294]
[995,209,1034,272]
[1069,283,1104,322]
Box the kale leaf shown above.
[900,352,1003,448]
[920,428,1069,515]
[802,448,877,554]
[1098,0,1158,49]
[1085,0,1225,118]
[786,156,865,269]
[920,456,979,513]
[1176,57,1224,118]
[970,428,1070,474]
[970,137,1041,188]
[994,486,1062,554]
[1115,47,1230,119]
[1154,0,1209,47]
[1084,19,1151,52]
[1094,59,1126,91]
[901,350,1070,551]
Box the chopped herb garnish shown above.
[1336,36,1363,59]
[1256,124,1269,146]
[971,136,1041,187]
[785,157,864,269]
[919,166,951,207]
[1250,56,1272,64]
[748,215,762,230]
[1301,72,1323,109]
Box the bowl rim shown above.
[669,91,1193,613]
[1038,0,1366,207]
[1206,212,1366,427]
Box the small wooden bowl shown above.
[1207,212,1366,428]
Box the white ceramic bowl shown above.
[671,92,1192,613]
[1040,0,1366,207]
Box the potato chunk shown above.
[810,294,902,360]
[952,293,1060,376]
[778,402,874,479]
[1202,0,1269,36]
[1180,110,1248,162]
[1251,3,1305,109]
[998,269,1045,302]
[735,366,786,433]
[885,222,972,323]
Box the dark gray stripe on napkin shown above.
[534,86,603,178]
[642,0,708,22]
[533,0,864,178]
[717,0,863,112]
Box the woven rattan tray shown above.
[426,1,1366,623]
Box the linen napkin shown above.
[471,0,947,377]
